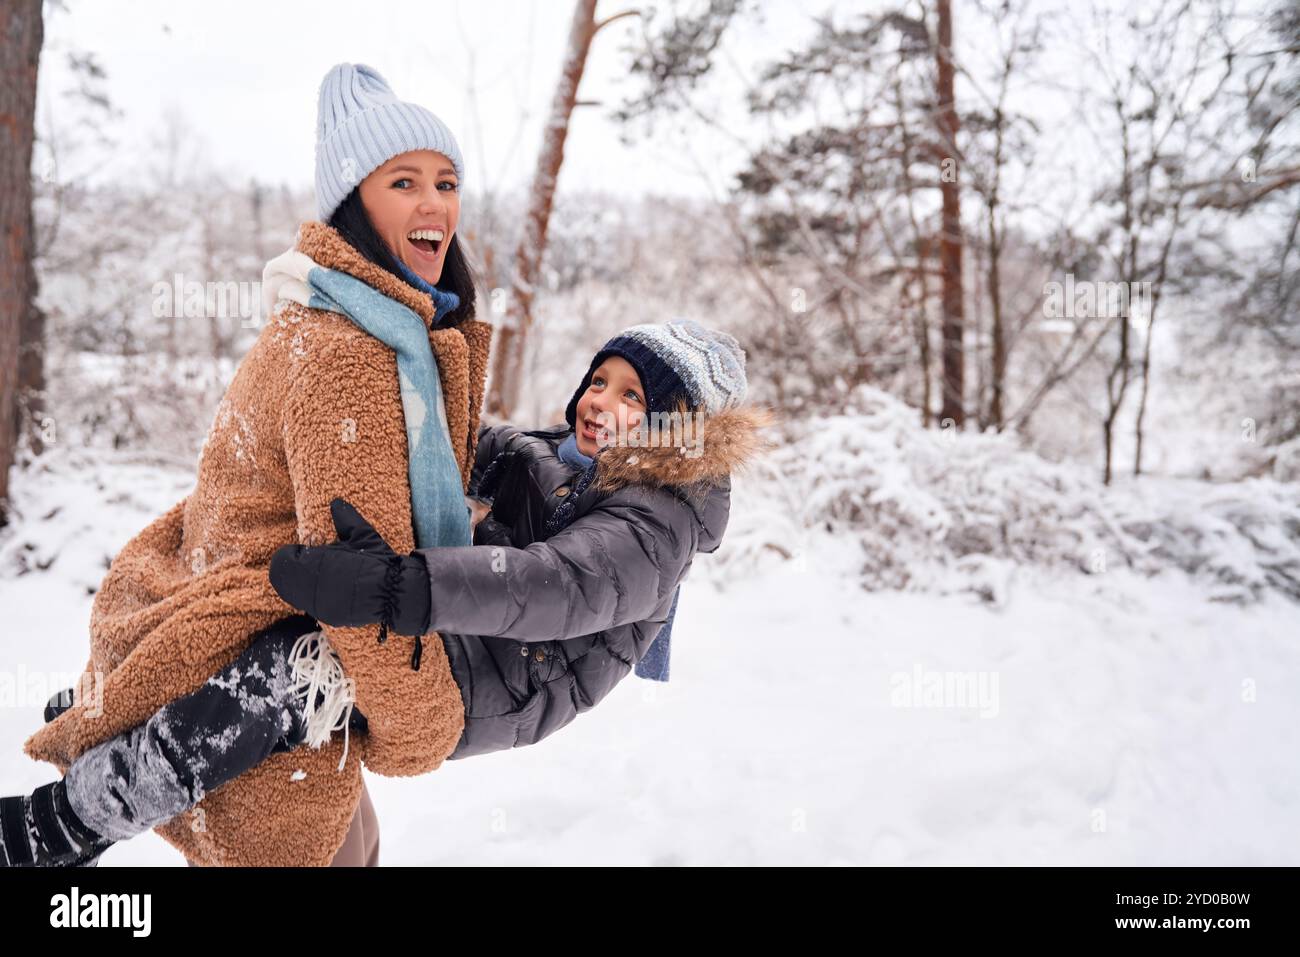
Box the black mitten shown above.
[269,498,431,638]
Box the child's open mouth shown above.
[406,228,445,261]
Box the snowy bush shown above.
[713,384,1300,605]
[40,351,235,460]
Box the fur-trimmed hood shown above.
[583,399,778,553]
[588,397,779,494]
[471,398,779,559]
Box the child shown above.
[1,319,772,867]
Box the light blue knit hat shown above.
[314,63,465,222]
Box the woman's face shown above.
[574,355,647,457]
[358,149,460,286]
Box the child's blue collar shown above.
[557,431,594,470]
[396,259,461,326]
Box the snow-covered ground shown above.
[2,422,1298,865]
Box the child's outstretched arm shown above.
[416,490,700,643]
[269,491,702,646]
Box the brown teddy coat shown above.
[23,220,493,866]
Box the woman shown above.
[22,63,493,866]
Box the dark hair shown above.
[326,186,477,324]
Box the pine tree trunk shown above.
[987,201,1005,430]
[935,0,965,429]
[0,0,44,523]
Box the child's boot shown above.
[0,779,115,867]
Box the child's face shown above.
[574,355,647,457]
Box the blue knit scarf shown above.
[556,432,676,682]
[264,250,469,550]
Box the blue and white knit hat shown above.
[564,319,748,428]
[315,63,465,222]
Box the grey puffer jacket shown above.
[426,401,771,759]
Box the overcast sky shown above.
[35,0,819,203]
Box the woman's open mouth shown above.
[406,228,445,261]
